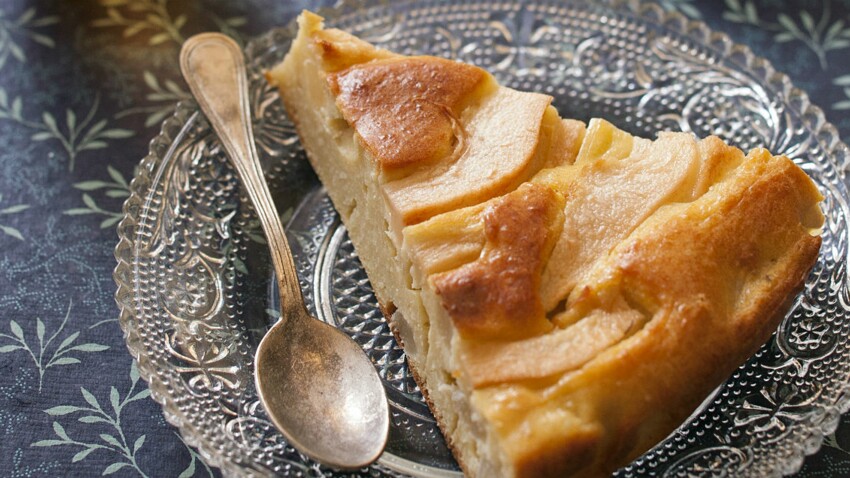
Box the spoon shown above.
[180,33,389,470]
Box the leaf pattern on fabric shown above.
[31,363,153,476]
[28,363,212,477]
[64,166,130,229]
[92,0,188,46]
[116,71,191,127]
[0,0,847,476]
[724,0,850,69]
[177,434,215,478]
[0,301,109,390]
[0,0,255,473]
[91,0,247,47]
[0,7,58,71]
[0,194,29,240]
[0,91,134,171]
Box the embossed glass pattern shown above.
[114,1,850,476]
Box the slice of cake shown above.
[266,11,824,477]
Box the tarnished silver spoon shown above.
[180,33,389,470]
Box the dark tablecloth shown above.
[1,0,849,476]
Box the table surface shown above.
[1,0,849,476]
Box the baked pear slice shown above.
[267,11,823,478]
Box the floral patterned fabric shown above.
[0,0,848,476]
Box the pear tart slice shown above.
[267,11,824,478]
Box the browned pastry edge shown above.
[375,217,818,478]
[270,63,823,478]
[379,301,473,477]
[276,80,473,474]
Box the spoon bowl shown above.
[256,310,389,468]
[179,32,389,470]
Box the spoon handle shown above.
[180,33,304,320]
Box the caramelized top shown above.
[614,148,825,317]
[299,11,558,225]
[431,183,565,340]
[274,13,827,477]
[406,119,823,389]
[328,57,489,171]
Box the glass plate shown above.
[114,0,850,476]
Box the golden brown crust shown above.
[382,311,473,476]
[513,427,599,478]
[494,150,824,477]
[272,13,825,478]
[431,183,565,341]
[328,57,489,171]
[615,150,822,317]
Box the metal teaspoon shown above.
[180,33,389,470]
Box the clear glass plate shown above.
[113,0,850,476]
